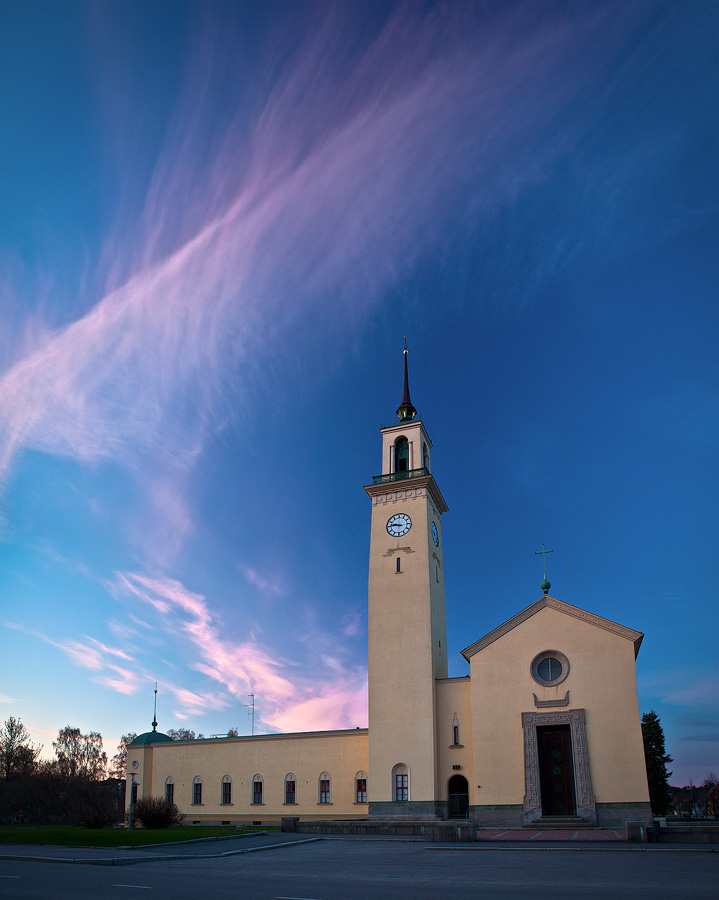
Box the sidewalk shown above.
[0,831,321,866]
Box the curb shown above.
[120,830,269,850]
[0,837,322,867]
[426,845,719,853]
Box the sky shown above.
[0,0,717,786]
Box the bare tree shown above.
[702,772,718,819]
[109,733,137,780]
[166,728,196,741]
[0,717,42,779]
[53,727,107,780]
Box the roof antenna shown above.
[534,544,554,595]
[152,682,158,732]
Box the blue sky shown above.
[1,1,717,785]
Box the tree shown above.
[109,733,137,780]
[53,727,107,780]
[166,728,195,741]
[0,717,42,779]
[227,727,240,737]
[641,710,673,815]
[701,772,718,819]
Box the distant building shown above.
[127,352,650,826]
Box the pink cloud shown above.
[114,570,367,729]
[0,4,627,497]
[263,678,368,734]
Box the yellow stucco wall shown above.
[366,486,447,802]
[127,729,369,821]
[468,604,649,807]
[436,677,474,804]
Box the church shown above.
[127,351,651,827]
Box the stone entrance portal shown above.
[522,709,597,825]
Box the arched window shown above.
[319,772,331,804]
[452,713,461,746]
[192,776,202,805]
[355,771,367,804]
[221,775,232,805]
[395,437,409,473]
[285,773,296,805]
[165,776,175,805]
[252,774,263,805]
[392,763,409,802]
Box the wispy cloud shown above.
[639,670,719,709]
[2,622,143,694]
[241,565,285,598]
[1,2,699,506]
[113,571,367,729]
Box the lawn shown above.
[0,824,277,847]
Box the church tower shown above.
[364,347,448,816]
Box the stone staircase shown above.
[524,816,595,830]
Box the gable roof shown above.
[461,595,644,662]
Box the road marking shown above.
[0,875,20,879]
[112,885,151,890]
[276,896,325,899]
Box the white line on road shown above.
[112,885,151,890]
[276,896,325,899]
[0,875,20,878]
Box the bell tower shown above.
[364,346,448,816]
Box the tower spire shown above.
[152,682,158,732]
[396,337,417,423]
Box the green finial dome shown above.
[541,579,551,594]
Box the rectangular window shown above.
[356,778,367,803]
[193,782,202,805]
[285,780,296,804]
[396,556,401,573]
[253,781,263,804]
[319,779,330,803]
[222,781,231,805]
[395,773,408,801]
[165,783,174,804]
[131,783,138,806]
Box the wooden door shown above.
[538,725,576,816]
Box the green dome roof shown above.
[130,731,174,746]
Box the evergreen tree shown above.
[641,710,673,815]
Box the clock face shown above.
[431,521,439,546]
[387,513,412,537]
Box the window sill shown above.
[220,803,233,806]
[283,802,297,806]
[449,744,464,749]
[317,802,333,806]
[190,803,204,806]
[353,801,368,805]
[251,802,265,806]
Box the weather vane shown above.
[534,543,554,595]
[152,682,158,732]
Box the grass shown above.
[0,824,278,848]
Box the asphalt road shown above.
[1,840,717,900]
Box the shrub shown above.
[129,796,185,829]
